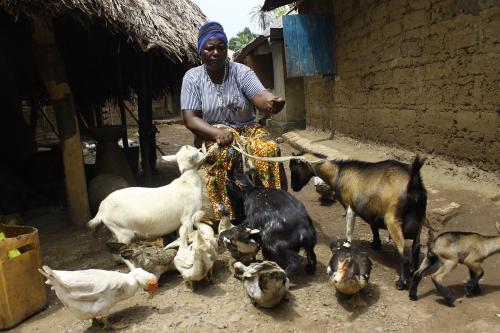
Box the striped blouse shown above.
[180,61,265,127]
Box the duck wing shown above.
[354,252,372,278]
[40,266,129,302]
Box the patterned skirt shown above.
[204,124,282,219]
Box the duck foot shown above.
[186,280,196,291]
[347,293,367,308]
[93,317,129,331]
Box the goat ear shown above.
[329,237,340,251]
[245,168,261,187]
[162,154,177,163]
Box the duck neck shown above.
[311,162,340,190]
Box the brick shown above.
[387,0,406,21]
[445,28,479,50]
[429,1,455,24]
[371,3,388,22]
[447,137,485,160]
[393,67,415,83]
[393,109,417,127]
[424,33,445,55]
[380,42,402,61]
[455,111,498,140]
[401,84,427,105]
[409,0,431,10]
[401,38,423,57]
[380,86,399,105]
[394,128,418,146]
[425,61,449,80]
[485,140,500,167]
[403,10,428,30]
[382,21,402,38]
[463,53,500,76]
[419,109,455,132]
[478,76,500,105]
[418,133,448,154]
[404,26,431,39]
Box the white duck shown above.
[192,210,218,255]
[234,261,289,308]
[39,264,158,329]
[173,224,216,290]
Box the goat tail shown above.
[406,155,427,208]
[409,155,426,188]
[87,214,103,234]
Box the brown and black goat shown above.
[290,153,427,289]
[409,222,500,305]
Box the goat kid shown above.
[409,223,500,305]
[226,169,317,278]
[87,145,207,244]
[290,153,427,289]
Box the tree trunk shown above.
[31,17,90,226]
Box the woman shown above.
[181,21,286,219]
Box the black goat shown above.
[225,169,317,277]
[290,153,427,289]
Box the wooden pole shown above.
[116,43,129,151]
[29,89,39,137]
[31,17,91,226]
[146,55,156,173]
[137,53,152,185]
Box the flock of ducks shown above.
[39,206,293,329]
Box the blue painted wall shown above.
[283,14,334,77]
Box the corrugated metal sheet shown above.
[283,14,334,77]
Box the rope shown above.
[207,124,326,164]
[230,141,325,164]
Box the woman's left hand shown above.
[268,96,285,114]
[252,91,285,115]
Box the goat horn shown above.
[496,221,500,234]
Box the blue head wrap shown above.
[197,21,228,55]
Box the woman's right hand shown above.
[214,130,233,147]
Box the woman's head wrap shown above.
[197,21,228,55]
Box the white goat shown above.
[88,145,211,244]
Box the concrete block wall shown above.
[302,0,500,171]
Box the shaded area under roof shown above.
[0,0,207,110]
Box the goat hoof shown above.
[395,279,408,290]
[444,296,456,305]
[409,293,417,301]
[465,284,481,296]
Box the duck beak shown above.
[147,278,158,296]
[333,262,346,283]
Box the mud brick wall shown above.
[302,0,500,171]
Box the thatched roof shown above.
[0,0,206,110]
[262,0,296,12]
[1,0,206,63]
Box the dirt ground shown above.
[11,124,500,333]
